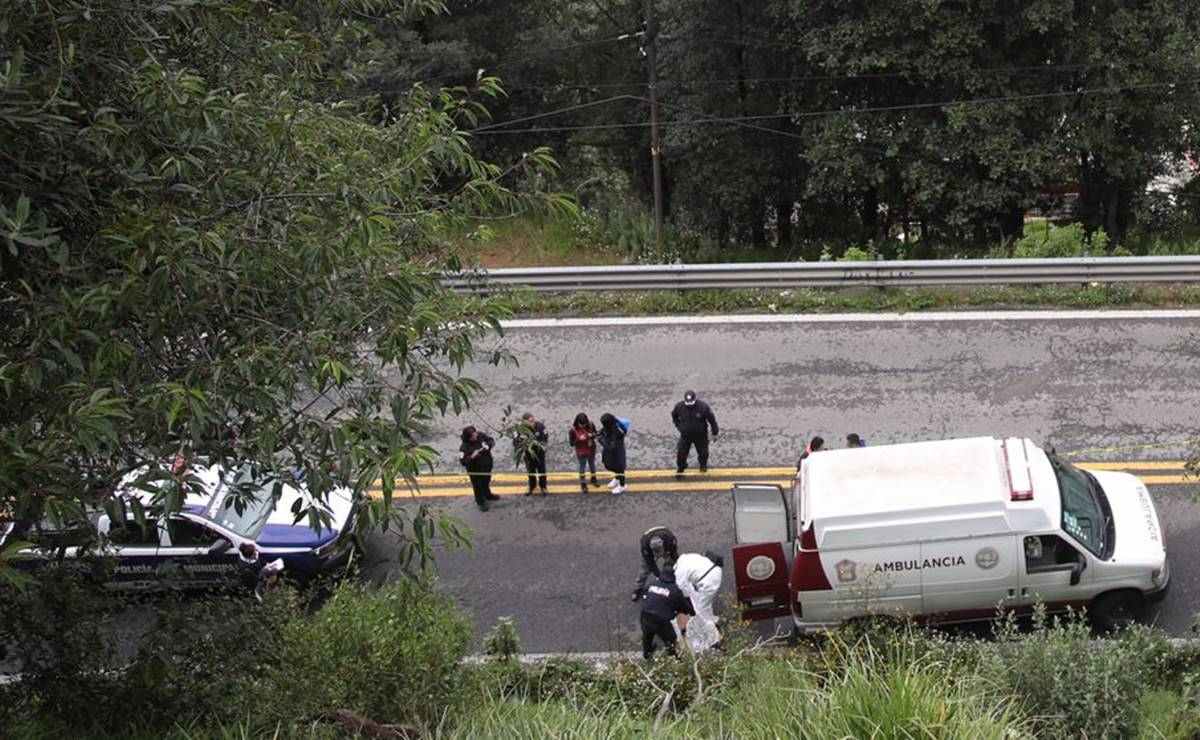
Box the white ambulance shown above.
[730,437,1169,632]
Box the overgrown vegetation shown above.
[0,0,581,580]
[7,575,1200,739]
[448,211,1200,268]
[1,575,472,738]
[406,1,1200,253]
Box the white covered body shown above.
[673,552,723,652]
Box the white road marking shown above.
[503,309,1200,329]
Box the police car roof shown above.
[804,436,1058,550]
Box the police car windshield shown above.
[1049,455,1109,558]
[202,469,276,540]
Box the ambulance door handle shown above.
[1006,588,1015,598]
[1020,588,1029,597]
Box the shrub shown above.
[1014,222,1109,258]
[483,617,523,662]
[1136,689,1200,740]
[838,245,873,261]
[116,589,297,730]
[0,568,125,733]
[974,610,1165,739]
[441,697,651,739]
[263,578,472,730]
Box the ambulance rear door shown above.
[731,483,793,620]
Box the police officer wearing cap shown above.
[638,564,695,659]
[672,390,719,478]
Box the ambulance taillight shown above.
[792,524,831,591]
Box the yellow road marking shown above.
[1140,475,1195,486]
[400,461,1187,488]
[367,480,793,499]
[404,465,801,486]
[366,473,1195,500]
[1078,461,1186,471]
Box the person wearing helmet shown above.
[637,565,694,659]
[671,390,719,478]
[632,525,679,601]
[673,550,725,652]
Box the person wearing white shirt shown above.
[673,550,724,653]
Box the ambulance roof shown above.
[804,436,1059,550]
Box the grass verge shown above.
[496,283,1200,318]
[8,574,1200,739]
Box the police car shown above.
[1,464,358,591]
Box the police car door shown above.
[157,516,244,590]
[103,517,166,591]
[731,483,793,620]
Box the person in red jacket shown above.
[569,413,601,493]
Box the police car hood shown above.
[1090,470,1165,565]
[258,484,355,548]
[120,464,355,547]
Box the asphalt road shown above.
[364,480,1197,653]
[364,310,1200,651]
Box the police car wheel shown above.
[1091,590,1143,633]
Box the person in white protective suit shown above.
[672,550,724,652]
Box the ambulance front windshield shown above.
[1050,455,1111,558]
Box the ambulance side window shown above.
[1024,535,1082,573]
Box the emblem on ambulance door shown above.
[975,547,1000,570]
[835,559,857,583]
[746,555,776,581]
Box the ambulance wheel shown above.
[1091,590,1143,633]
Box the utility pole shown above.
[644,0,663,248]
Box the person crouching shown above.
[638,564,695,660]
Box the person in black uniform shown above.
[639,565,695,659]
[632,526,679,601]
[671,390,719,477]
[517,412,550,496]
[459,426,499,511]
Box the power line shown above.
[387,63,1132,96]
[654,98,807,142]
[660,64,1126,87]
[469,79,1199,135]
[665,32,809,51]
[471,94,643,132]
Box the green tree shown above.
[0,0,569,569]
[1053,0,1200,242]
[795,0,1074,251]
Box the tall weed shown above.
[262,578,472,730]
[1013,221,1109,257]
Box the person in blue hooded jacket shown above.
[597,413,628,495]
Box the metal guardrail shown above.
[444,256,1200,293]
